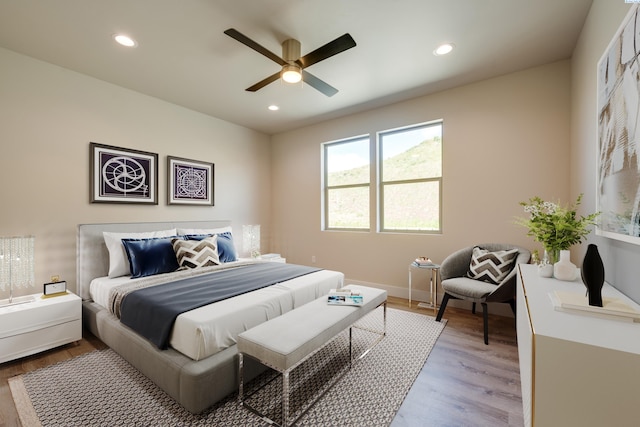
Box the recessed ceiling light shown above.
[434,43,454,56]
[113,34,137,47]
[268,105,279,111]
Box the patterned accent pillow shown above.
[466,246,519,285]
[172,236,220,269]
[183,232,238,263]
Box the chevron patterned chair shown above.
[435,243,531,344]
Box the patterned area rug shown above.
[9,307,445,426]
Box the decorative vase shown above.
[581,244,604,307]
[536,249,554,277]
[538,263,553,278]
[553,250,577,281]
[543,248,559,264]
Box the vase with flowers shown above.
[515,194,599,279]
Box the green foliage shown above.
[515,194,600,253]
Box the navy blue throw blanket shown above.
[120,263,321,349]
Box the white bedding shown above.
[89,263,344,361]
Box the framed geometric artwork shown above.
[89,142,158,204]
[596,4,640,245]
[167,156,214,206]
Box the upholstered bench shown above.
[237,284,387,427]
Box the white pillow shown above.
[176,226,232,235]
[103,229,177,278]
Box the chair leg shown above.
[436,293,450,322]
[472,302,476,314]
[482,302,489,345]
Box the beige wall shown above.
[571,1,640,302]
[6,1,632,306]
[271,61,572,300]
[0,47,272,295]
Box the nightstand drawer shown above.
[0,292,82,363]
[0,319,81,363]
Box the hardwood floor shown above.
[0,296,523,427]
[388,296,524,427]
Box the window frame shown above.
[377,121,443,234]
[322,135,371,231]
[321,120,443,234]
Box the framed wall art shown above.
[167,156,214,206]
[90,142,158,204]
[596,4,640,245]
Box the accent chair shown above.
[435,243,531,344]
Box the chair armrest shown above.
[440,246,475,281]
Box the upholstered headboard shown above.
[76,220,232,300]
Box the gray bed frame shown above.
[78,221,264,414]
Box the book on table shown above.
[327,288,363,306]
[413,257,436,267]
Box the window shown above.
[322,121,442,233]
[323,136,370,230]
[379,122,442,232]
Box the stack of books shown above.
[412,257,436,267]
[327,288,363,306]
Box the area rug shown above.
[9,307,445,426]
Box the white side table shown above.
[0,291,82,363]
[408,263,440,314]
[261,254,286,263]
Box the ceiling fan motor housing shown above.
[282,39,301,62]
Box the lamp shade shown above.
[0,236,35,305]
[242,225,261,258]
[281,64,302,84]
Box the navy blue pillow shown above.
[184,232,238,262]
[122,236,181,278]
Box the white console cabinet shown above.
[517,264,640,427]
[0,292,82,363]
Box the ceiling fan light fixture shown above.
[281,64,302,84]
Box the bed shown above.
[78,220,344,414]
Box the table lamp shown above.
[0,236,36,306]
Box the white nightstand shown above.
[0,291,82,363]
[261,254,286,263]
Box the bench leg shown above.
[238,353,244,404]
[349,327,353,368]
[283,370,290,427]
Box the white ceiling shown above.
[0,0,593,135]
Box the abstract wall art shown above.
[167,156,214,206]
[90,142,158,204]
[597,4,640,245]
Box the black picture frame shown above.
[167,156,214,206]
[90,142,158,204]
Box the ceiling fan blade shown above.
[246,71,281,92]
[297,33,356,69]
[224,28,286,66]
[302,70,338,97]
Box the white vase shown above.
[538,263,553,278]
[553,250,577,281]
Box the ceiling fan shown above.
[224,28,356,97]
